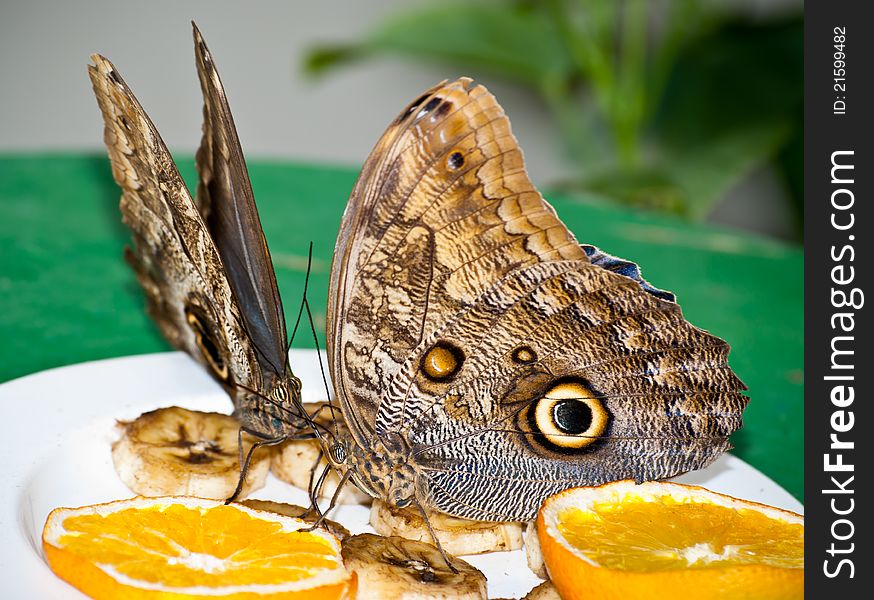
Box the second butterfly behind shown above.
[88,24,312,499]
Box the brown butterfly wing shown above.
[329,79,748,520]
[329,80,580,443]
[89,49,300,437]
[192,24,289,381]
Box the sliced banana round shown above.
[523,520,548,579]
[370,499,523,556]
[271,402,370,504]
[523,581,561,600]
[341,533,487,600]
[112,406,269,499]
[240,499,351,541]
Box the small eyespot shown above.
[511,346,537,364]
[447,151,465,170]
[527,381,609,450]
[431,100,453,120]
[421,341,464,381]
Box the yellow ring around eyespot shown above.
[534,382,609,449]
[423,345,459,380]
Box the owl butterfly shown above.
[88,24,311,481]
[325,79,749,526]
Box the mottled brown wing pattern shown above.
[330,79,583,443]
[89,55,256,390]
[89,47,301,439]
[330,79,748,520]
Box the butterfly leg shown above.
[412,497,459,574]
[313,467,352,527]
[303,469,354,532]
[303,451,331,519]
[225,431,287,504]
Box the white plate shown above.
[0,351,803,599]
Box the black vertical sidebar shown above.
[805,1,872,597]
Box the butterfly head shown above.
[319,428,419,507]
[231,373,309,439]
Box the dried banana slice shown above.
[240,499,351,541]
[524,581,561,599]
[271,402,370,504]
[370,499,523,556]
[111,406,268,499]
[524,520,548,579]
[341,533,487,600]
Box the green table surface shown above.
[0,153,803,502]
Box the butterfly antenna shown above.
[303,295,336,428]
[279,242,331,444]
[285,241,314,373]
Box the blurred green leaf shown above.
[302,3,802,237]
[303,3,575,87]
[662,124,791,219]
[654,18,802,143]
[577,166,687,215]
[649,17,802,218]
[304,45,363,76]
[774,118,803,229]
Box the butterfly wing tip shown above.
[89,54,109,69]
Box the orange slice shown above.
[42,496,356,599]
[537,481,803,600]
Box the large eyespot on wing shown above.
[518,380,611,453]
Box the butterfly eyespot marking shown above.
[431,99,453,120]
[184,304,228,381]
[447,151,465,170]
[421,341,464,381]
[511,346,537,364]
[528,381,609,451]
[417,97,442,118]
